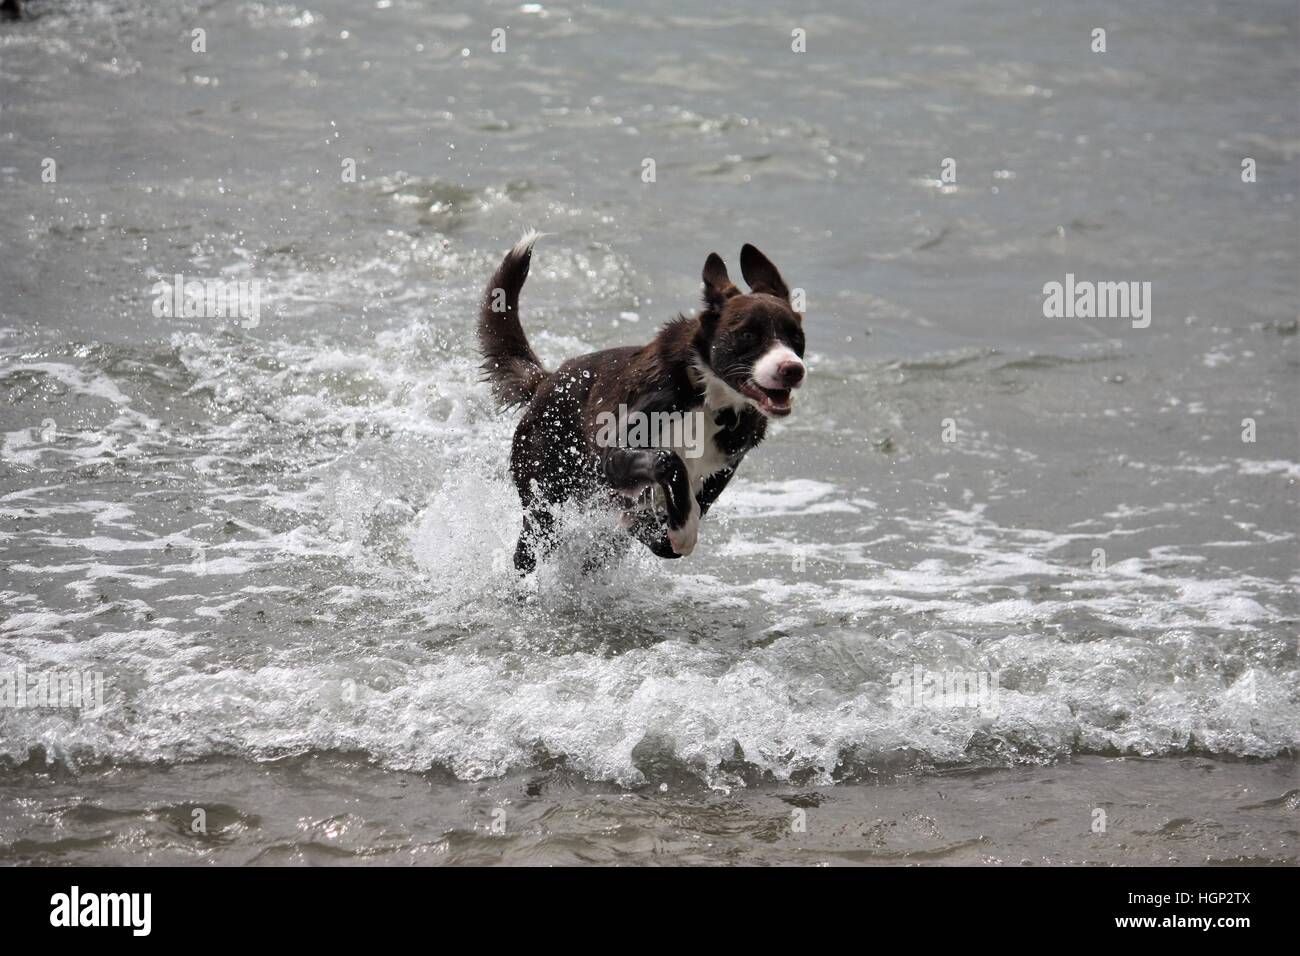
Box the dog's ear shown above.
[702,252,740,312]
[740,244,790,301]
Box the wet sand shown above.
[2,754,1295,865]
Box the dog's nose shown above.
[777,361,805,387]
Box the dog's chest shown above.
[678,416,733,491]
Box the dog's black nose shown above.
[777,361,805,387]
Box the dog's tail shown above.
[478,230,549,409]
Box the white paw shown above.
[667,507,700,556]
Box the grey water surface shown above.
[0,0,1296,864]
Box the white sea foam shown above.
[0,291,1295,786]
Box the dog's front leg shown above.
[624,511,681,559]
[696,465,737,519]
[602,447,697,557]
[513,506,555,573]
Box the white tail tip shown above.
[511,228,544,257]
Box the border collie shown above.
[478,234,805,571]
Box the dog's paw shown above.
[667,508,700,556]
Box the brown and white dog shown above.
[478,233,805,571]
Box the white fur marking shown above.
[678,414,730,493]
[692,360,747,413]
[667,501,700,555]
[512,227,544,257]
[632,401,732,554]
[752,344,802,389]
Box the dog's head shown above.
[696,244,805,418]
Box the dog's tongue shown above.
[764,391,792,415]
[765,387,791,406]
[745,382,792,415]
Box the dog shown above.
[478,233,805,572]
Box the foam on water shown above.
[0,0,1296,788]
[1,284,1296,786]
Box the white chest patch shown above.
[677,414,732,492]
[642,410,731,542]
[628,364,748,557]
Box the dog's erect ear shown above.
[740,244,790,301]
[702,252,740,311]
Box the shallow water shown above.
[1,754,1296,865]
[0,0,1297,864]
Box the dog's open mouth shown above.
[740,380,793,416]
